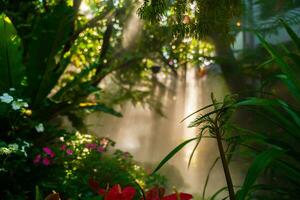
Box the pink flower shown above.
[43,146,55,158]
[60,144,66,151]
[86,143,97,150]
[97,146,105,153]
[42,157,50,166]
[66,149,73,155]
[33,154,41,164]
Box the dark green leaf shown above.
[280,19,300,50]
[236,147,284,200]
[26,3,74,105]
[256,32,300,91]
[0,13,24,91]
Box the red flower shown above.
[105,184,136,200]
[88,179,136,200]
[162,193,193,200]
[144,188,193,200]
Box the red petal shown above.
[179,193,193,200]
[162,194,177,200]
[121,186,136,200]
[105,184,122,200]
[162,193,193,200]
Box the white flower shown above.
[8,143,18,151]
[0,93,13,104]
[35,123,44,133]
[23,141,30,147]
[11,100,28,110]
[20,146,27,157]
[0,168,7,172]
[12,101,21,110]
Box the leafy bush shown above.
[1,130,166,199]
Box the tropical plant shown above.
[0,2,174,197]
[149,20,300,200]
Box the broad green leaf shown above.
[0,13,24,91]
[236,147,284,200]
[26,3,74,106]
[152,137,199,174]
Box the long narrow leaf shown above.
[152,137,199,174]
[180,103,221,122]
[188,127,207,168]
[256,33,300,89]
[236,147,284,200]
[280,19,300,50]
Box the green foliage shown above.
[0,131,166,199]
[0,1,171,198]
[26,2,74,106]
[138,0,242,40]
[229,22,300,199]
[0,14,24,92]
[235,148,284,200]
[150,20,300,200]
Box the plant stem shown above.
[215,127,236,200]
